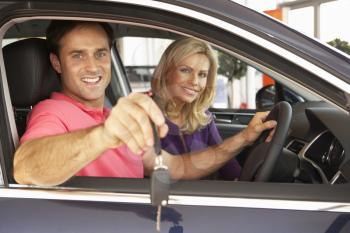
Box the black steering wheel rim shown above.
[240,101,292,182]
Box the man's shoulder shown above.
[32,98,70,111]
[30,97,80,117]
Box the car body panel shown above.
[0,196,346,233]
[1,182,350,232]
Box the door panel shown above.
[210,108,255,140]
[0,197,345,233]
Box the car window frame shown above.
[0,1,349,214]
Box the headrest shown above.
[3,38,61,108]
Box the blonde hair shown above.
[152,37,218,133]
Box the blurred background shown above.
[237,0,350,45]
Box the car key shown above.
[150,123,170,232]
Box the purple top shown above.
[161,117,241,180]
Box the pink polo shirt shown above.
[20,92,144,178]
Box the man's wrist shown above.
[96,124,120,149]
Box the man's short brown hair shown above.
[46,20,114,56]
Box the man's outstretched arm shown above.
[14,93,167,186]
[14,124,117,186]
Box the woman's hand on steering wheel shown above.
[240,101,292,182]
[241,111,277,146]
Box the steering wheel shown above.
[240,101,292,182]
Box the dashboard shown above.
[285,101,349,184]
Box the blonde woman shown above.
[151,38,276,180]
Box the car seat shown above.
[3,38,61,137]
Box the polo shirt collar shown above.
[51,92,109,116]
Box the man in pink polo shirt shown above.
[14,20,164,186]
[13,20,276,186]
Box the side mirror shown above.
[255,84,275,110]
[256,84,304,111]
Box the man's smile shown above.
[81,76,102,85]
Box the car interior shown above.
[3,38,61,138]
[2,19,349,187]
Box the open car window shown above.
[0,7,348,202]
[118,32,314,111]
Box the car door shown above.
[0,1,349,233]
[210,65,306,141]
